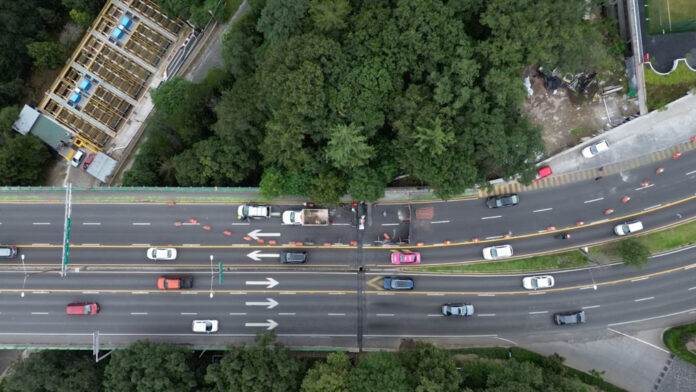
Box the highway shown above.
[0,152,696,349]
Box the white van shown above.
[70,150,85,167]
[0,246,17,258]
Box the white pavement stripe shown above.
[132,291,149,295]
[31,312,49,315]
[426,293,444,296]
[688,286,696,291]
[533,208,553,213]
[643,204,661,211]
[31,244,50,246]
[481,216,502,220]
[528,292,546,295]
[485,235,503,240]
[278,313,295,316]
[328,292,346,295]
[231,222,250,225]
[81,244,100,246]
[32,291,49,294]
[582,305,601,309]
[427,314,442,317]
[181,223,200,226]
[431,220,450,224]
[477,313,496,317]
[376,313,394,317]
[228,292,247,295]
[182,244,200,247]
[607,328,670,353]
[82,291,100,294]
[132,222,151,226]
[130,312,148,315]
[180,312,197,315]
[180,292,198,295]
[631,277,648,282]
[634,296,654,302]
[328,313,345,316]
[279,292,296,295]
[82,222,101,225]
[32,222,51,225]
[229,313,247,316]
[131,244,150,246]
[634,184,654,191]
[528,311,548,315]
[332,223,350,226]
[477,294,495,297]
[686,170,696,176]
[378,293,394,296]
[381,223,399,226]
[584,197,604,204]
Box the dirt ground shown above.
[522,72,640,156]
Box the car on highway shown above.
[442,303,475,317]
[147,247,177,261]
[0,246,18,258]
[553,310,586,325]
[383,277,414,290]
[66,302,100,316]
[481,245,513,260]
[237,204,271,219]
[533,166,552,182]
[614,220,644,236]
[522,275,555,290]
[157,276,193,290]
[486,194,519,208]
[192,319,218,333]
[280,251,307,264]
[581,139,609,158]
[391,252,421,265]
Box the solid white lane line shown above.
[81,244,100,246]
[228,292,247,295]
[634,297,654,302]
[477,313,496,317]
[528,292,546,295]
[584,197,604,204]
[533,208,553,213]
[132,222,151,226]
[332,223,350,226]
[32,222,51,225]
[229,313,247,316]
[82,222,101,225]
[481,215,502,220]
[378,293,394,296]
[132,291,149,295]
[130,312,148,315]
[131,244,150,246]
[181,222,200,226]
[643,204,661,211]
[381,223,399,226]
[180,312,197,315]
[180,292,198,295]
[427,314,442,317]
[686,170,696,176]
[582,305,601,309]
[485,235,503,240]
[635,184,654,191]
[631,277,649,282]
[431,220,450,224]
[328,313,345,316]
[31,312,49,315]
[477,294,495,297]
[278,313,295,316]
[31,243,51,246]
[32,291,49,294]
[182,244,200,247]
[279,292,296,295]
[82,291,100,294]
[528,311,548,315]
[376,313,394,317]
[688,286,696,291]
[328,292,346,295]
[231,222,250,225]
[426,293,444,296]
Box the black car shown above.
[280,251,307,264]
[486,194,520,208]
[383,277,414,290]
[553,310,586,325]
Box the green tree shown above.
[62,0,106,16]
[69,9,93,28]
[347,166,388,202]
[256,0,309,42]
[349,352,411,392]
[103,340,196,392]
[485,360,544,392]
[0,106,20,135]
[308,170,347,205]
[204,333,302,392]
[0,135,51,185]
[172,135,256,186]
[301,352,351,392]
[221,13,263,79]
[617,238,650,268]
[151,77,211,144]
[325,123,374,170]
[399,342,462,392]
[26,41,66,69]
[309,0,351,31]
[1,351,101,392]
[259,166,286,199]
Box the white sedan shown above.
[146,247,177,261]
[522,275,555,290]
[192,320,218,333]
[581,140,609,158]
[482,245,513,260]
[614,220,644,236]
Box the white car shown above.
[482,245,513,260]
[237,204,271,219]
[522,275,555,290]
[581,140,609,158]
[614,220,644,236]
[146,247,177,261]
[192,319,218,333]
[70,150,85,167]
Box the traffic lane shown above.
[0,292,357,335]
[0,271,359,292]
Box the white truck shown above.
[282,209,329,226]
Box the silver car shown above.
[442,303,475,317]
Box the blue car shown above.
[383,277,414,290]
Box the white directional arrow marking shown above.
[245,277,279,289]
[245,298,279,309]
[245,319,278,330]
[247,250,280,261]
[247,229,281,240]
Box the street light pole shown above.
[20,254,27,298]
[209,255,214,298]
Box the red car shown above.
[533,166,552,182]
[66,302,100,316]
[391,252,421,265]
[83,153,95,170]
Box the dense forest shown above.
[0,336,620,392]
[124,0,620,201]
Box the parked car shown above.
[237,204,271,219]
[554,310,586,325]
[383,277,414,290]
[192,320,218,333]
[157,276,193,290]
[522,275,555,290]
[486,194,519,208]
[0,246,18,258]
[391,252,421,265]
[82,153,95,170]
[70,150,85,167]
[581,140,609,158]
[66,302,100,316]
[482,245,513,260]
[533,166,552,182]
[147,247,177,261]
[614,220,644,236]
[442,303,475,317]
[280,251,307,264]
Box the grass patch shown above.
[645,0,696,34]
[416,251,589,273]
[569,126,594,138]
[664,322,696,367]
[644,62,696,110]
[592,219,696,260]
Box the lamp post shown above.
[20,254,27,298]
[209,255,214,298]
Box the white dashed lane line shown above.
[533,208,552,213]
[584,197,604,204]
